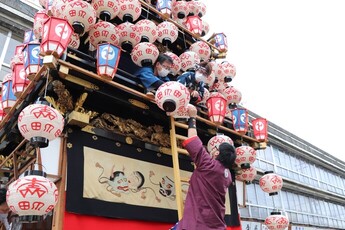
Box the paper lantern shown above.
[259,171,283,196]
[131,42,159,67]
[60,0,96,35]
[214,32,228,52]
[236,166,257,184]
[92,0,120,21]
[222,86,242,105]
[179,51,200,71]
[187,0,197,16]
[117,0,141,22]
[23,43,42,80]
[185,15,202,36]
[206,92,227,126]
[33,10,49,40]
[135,19,158,43]
[68,33,80,49]
[41,17,74,58]
[221,61,236,82]
[156,0,172,17]
[23,30,37,44]
[164,51,181,75]
[189,41,211,61]
[96,43,121,80]
[235,146,256,169]
[17,101,65,148]
[172,0,189,19]
[231,108,248,135]
[264,212,289,230]
[117,22,140,52]
[157,21,178,46]
[89,21,120,48]
[166,105,189,118]
[201,20,209,37]
[10,45,24,71]
[155,81,190,113]
[51,0,75,17]
[1,74,17,113]
[6,170,58,223]
[207,134,234,158]
[252,118,268,142]
[194,0,206,17]
[12,62,30,97]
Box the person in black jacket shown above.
[176,61,212,104]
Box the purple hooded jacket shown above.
[177,136,232,230]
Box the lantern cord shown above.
[182,32,187,50]
[43,69,49,98]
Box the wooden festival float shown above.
[0,0,269,229]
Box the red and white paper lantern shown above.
[172,0,189,19]
[17,102,65,147]
[131,42,159,67]
[51,0,75,17]
[222,86,242,105]
[185,15,202,36]
[41,17,74,58]
[206,92,227,126]
[236,166,257,184]
[6,170,58,222]
[189,41,211,61]
[117,0,141,22]
[235,146,256,169]
[92,0,120,21]
[155,81,190,113]
[117,22,140,51]
[1,74,17,113]
[164,51,181,75]
[68,33,80,49]
[89,21,120,47]
[264,212,289,230]
[259,171,283,196]
[157,21,178,46]
[207,134,234,158]
[60,0,96,35]
[135,19,158,43]
[221,61,236,82]
[12,63,30,97]
[252,118,268,142]
[179,51,200,71]
[33,10,50,40]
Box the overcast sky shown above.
[202,0,345,162]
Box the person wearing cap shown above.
[176,61,212,104]
[171,104,236,230]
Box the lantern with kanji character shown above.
[264,211,289,230]
[206,92,227,126]
[12,62,30,97]
[164,51,181,76]
[33,10,49,40]
[17,100,65,148]
[51,0,75,18]
[189,41,211,61]
[23,43,42,80]
[194,0,206,17]
[155,81,190,113]
[185,15,202,36]
[236,165,257,184]
[117,22,140,52]
[117,0,141,22]
[172,0,189,19]
[259,171,283,196]
[6,170,58,223]
[131,42,159,67]
[156,0,172,17]
[1,74,17,113]
[40,17,74,58]
[179,51,200,71]
[157,21,178,46]
[213,32,228,52]
[207,134,234,158]
[60,0,96,35]
[235,145,256,169]
[135,19,158,43]
[222,86,242,105]
[231,108,248,135]
[221,61,236,82]
[97,43,121,80]
[252,118,268,142]
[92,0,120,21]
[89,21,120,48]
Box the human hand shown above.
[191,90,199,98]
[187,104,197,118]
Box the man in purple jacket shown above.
[172,105,236,230]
